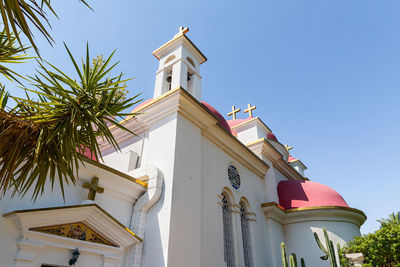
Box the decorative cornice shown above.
[288,158,307,170]
[231,116,272,133]
[261,202,366,227]
[153,34,207,64]
[107,88,269,179]
[82,157,148,188]
[3,204,143,244]
[246,138,304,180]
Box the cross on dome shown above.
[227,105,241,120]
[82,177,104,201]
[174,26,189,38]
[244,104,256,118]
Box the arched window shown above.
[186,57,195,68]
[240,201,253,267]
[165,55,175,64]
[221,192,235,267]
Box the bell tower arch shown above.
[152,26,207,101]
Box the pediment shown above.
[31,222,115,247]
[3,203,141,248]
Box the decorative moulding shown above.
[107,87,270,178]
[246,138,304,180]
[3,204,142,248]
[261,202,367,227]
[153,33,207,64]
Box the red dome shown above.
[267,132,278,142]
[288,155,298,163]
[201,102,235,135]
[277,180,349,209]
[227,117,253,128]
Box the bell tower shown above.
[153,27,207,101]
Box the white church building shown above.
[0,28,366,267]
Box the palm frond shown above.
[0,0,91,55]
[0,27,32,83]
[0,44,140,200]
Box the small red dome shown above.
[77,146,98,162]
[277,180,349,209]
[227,117,253,128]
[267,132,278,142]
[288,155,298,163]
[201,102,235,135]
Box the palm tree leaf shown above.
[0,44,141,200]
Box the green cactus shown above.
[313,227,338,267]
[281,242,289,267]
[281,242,306,267]
[289,253,298,267]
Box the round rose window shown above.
[228,165,240,189]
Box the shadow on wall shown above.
[278,180,309,208]
[140,178,166,266]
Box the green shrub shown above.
[339,213,400,267]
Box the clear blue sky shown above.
[6,0,400,234]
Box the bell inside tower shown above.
[153,27,206,101]
[166,71,172,91]
[187,71,193,93]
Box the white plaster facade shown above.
[0,28,366,267]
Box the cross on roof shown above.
[227,105,241,120]
[284,144,293,153]
[174,26,189,38]
[82,177,104,201]
[244,104,256,118]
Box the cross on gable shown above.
[82,177,104,201]
[227,105,241,120]
[244,104,256,118]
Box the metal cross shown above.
[175,26,189,37]
[284,144,293,153]
[82,177,104,201]
[227,105,241,120]
[244,104,256,118]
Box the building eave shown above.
[153,34,207,64]
[3,203,143,244]
[261,202,367,227]
[82,157,148,188]
[105,87,269,179]
[246,138,305,180]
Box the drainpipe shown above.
[124,164,163,267]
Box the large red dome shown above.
[277,180,349,209]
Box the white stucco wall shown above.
[139,113,178,267]
[0,199,19,267]
[284,220,361,267]
[0,157,144,267]
[200,135,273,267]
[0,98,364,267]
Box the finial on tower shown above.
[174,26,189,37]
[228,105,241,120]
[244,104,256,118]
